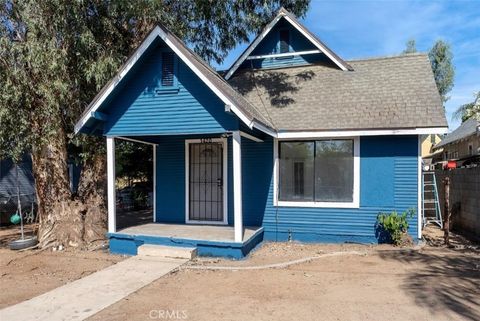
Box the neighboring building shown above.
[0,155,36,225]
[75,8,447,257]
[421,134,444,170]
[421,134,443,157]
[434,118,480,167]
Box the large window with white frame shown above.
[277,138,359,207]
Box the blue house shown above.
[75,8,447,258]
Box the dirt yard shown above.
[0,225,124,309]
[89,233,480,321]
[1,225,479,321]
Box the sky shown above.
[214,0,480,131]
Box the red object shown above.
[447,160,456,169]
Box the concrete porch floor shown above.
[117,223,261,243]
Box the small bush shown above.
[376,209,415,246]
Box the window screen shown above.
[279,140,354,202]
[161,52,175,86]
[279,30,290,53]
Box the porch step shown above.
[137,244,197,259]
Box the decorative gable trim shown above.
[75,25,265,135]
[224,8,353,80]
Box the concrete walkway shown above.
[0,256,187,321]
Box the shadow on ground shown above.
[116,209,153,230]
[379,244,480,321]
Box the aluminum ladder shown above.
[422,171,443,228]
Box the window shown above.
[430,134,435,144]
[279,30,290,53]
[468,144,473,156]
[161,52,175,87]
[278,139,356,205]
[279,142,314,201]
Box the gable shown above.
[224,8,352,80]
[99,38,239,136]
[238,17,335,70]
[75,24,275,137]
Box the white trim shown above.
[277,201,359,208]
[75,29,161,133]
[232,131,243,242]
[240,131,263,142]
[283,15,348,72]
[115,136,157,146]
[162,33,253,129]
[252,121,277,137]
[276,127,449,139]
[106,137,116,233]
[273,137,360,209]
[153,144,157,223]
[185,138,228,225]
[246,49,321,60]
[273,138,279,206]
[75,26,255,134]
[225,14,283,80]
[225,11,349,80]
[417,135,422,239]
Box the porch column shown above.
[106,137,116,233]
[232,131,243,242]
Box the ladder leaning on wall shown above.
[422,171,443,228]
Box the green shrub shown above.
[377,209,415,245]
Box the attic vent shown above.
[279,30,290,53]
[161,52,175,86]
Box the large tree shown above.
[428,40,455,103]
[0,0,310,248]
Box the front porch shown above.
[106,130,269,258]
[109,223,264,259]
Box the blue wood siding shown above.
[241,135,419,243]
[154,134,418,242]
[241,138,271,226]
[155,135,234,225]
[103,39,238,136]
[238,18,334,70]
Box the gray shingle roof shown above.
[228,53,447,131]
[435,118,479,148]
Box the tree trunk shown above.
[77,153,108,246]
[32,131,107,249]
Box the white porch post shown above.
[107,137,116,233]
[153,144,157,223]
[232,131,243,242]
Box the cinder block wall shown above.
[435,167,480,240]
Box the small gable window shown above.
[279,29,290,53]
[161,51,175,87]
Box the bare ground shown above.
[0,225,124,309]
[1,225,479,321]
[88,228,480,321]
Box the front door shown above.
[187,139,226,223]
